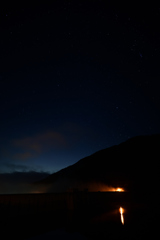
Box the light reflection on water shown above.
[91,205,127,225]
[119,207,124,225]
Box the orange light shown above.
[119,207,124,225]
[115,188,124,192]
[99,186,125,192]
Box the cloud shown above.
[13,131,67,151]
[13,152,35,160]
[12,130,67,160]
[1,163,35,172]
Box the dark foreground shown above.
[0,192,159,239]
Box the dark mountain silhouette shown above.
[35,134,160,193]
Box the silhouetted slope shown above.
[35,134,160,193]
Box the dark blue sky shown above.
[0,1,160,174]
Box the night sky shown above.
[1,1,160,175]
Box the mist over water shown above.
[0,170,125,194]
[0,171,50,194]
[36,180,125,193]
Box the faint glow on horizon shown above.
[101,186,125,192]
[119,207,124,225]
[30,191,43,194]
